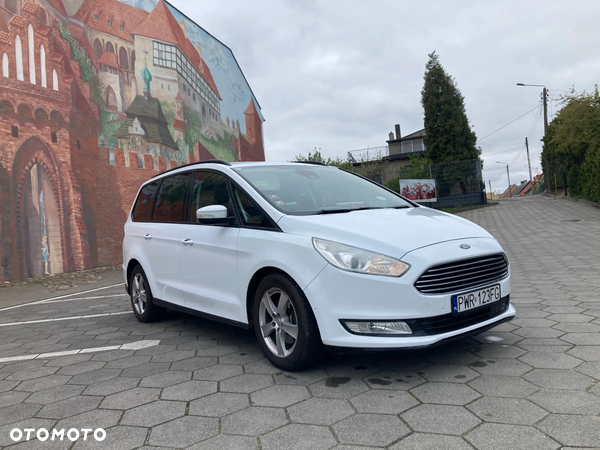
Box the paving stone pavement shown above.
[0,195,599,449]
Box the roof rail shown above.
[152,159,232,178]
[292,161,328,166]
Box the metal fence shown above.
[361,158,487,210]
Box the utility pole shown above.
[489,180,492,196]
[542,87,548,137]
[506,166,512,198]
[525,137,533,184]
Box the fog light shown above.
[343,320,412,335]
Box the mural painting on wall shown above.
[0,0,265,282]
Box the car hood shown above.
[277,206,494,258]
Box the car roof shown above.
[146,160,334,184]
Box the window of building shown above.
[132,180,160,222]
[52,69,58,91]
[94,14,99,20]
[108,20,112,27]
[152,41,220,114]
[40,45,46,87]
[120,24,124,31]
[153,173,191,223]
[11,126,18,137]
[2,53,8,78]
[51,131,57,143]
[77,139,81,149]
[15,35,23,81]
[189,171,232,223]
[168,85,171,91]
[193,93,195,101]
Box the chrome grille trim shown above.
[415,254,509,295]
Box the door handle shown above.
[182,238,194,246]
[143,234,152,240]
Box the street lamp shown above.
[497,161,512,198]
[516,83,548,137]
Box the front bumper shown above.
[303,238,514,349]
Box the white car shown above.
[123,160,515,370]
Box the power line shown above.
[477,104,541,143]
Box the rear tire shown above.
[253,274,324,371]
[130,265,165,323]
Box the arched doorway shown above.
[93,39,103,59]
[119,47,129,70]
[105,85,117,111]
[14,138,64,278]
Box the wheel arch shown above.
[246,266,302,325]
[125,258,142,295]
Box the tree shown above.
[291,148,350,170]
[421,51,481,194]
[541,86,600,200]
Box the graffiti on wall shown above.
[0,0,265,282]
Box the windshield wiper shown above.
[312,206,381,215]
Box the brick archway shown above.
[13,136,66,278]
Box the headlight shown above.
[312,238,409,277]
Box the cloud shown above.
[170,0,600,186]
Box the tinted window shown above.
[234,165,412,215]
[152,173,190,223]
[189,171,232,222]
[132,180,160,222]
[233,186,274,229]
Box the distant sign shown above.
[400,179,437,203]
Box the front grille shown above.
[407,296,510,335]
[415,253,508,295]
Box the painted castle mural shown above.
[0,0,265,281]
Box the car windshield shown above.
[234,165,413,215]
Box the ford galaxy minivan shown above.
[123,160,515,370]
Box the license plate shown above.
[452,284,501,313]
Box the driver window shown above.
[233,186,275,229]
[189,171,232,223]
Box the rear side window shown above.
[153,173,191,223]
[132,180,160,222]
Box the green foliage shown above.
[386,155,433,192]
[161,101,176,139]
[59,24,105,111]
[291,149,351,170]
[541,86,600,201]
[421,51,481,195]
[99,111,120,146]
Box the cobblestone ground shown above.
[0,195,599,449]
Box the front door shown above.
[179,171,241,322]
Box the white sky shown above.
[171,0,600,192]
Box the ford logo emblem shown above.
[460,244,471,249]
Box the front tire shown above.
[253,274,324,371]
[130,265,165,323]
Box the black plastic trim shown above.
[326,313,515,354]
[151,159,232,179]
[154,298,250,330]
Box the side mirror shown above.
[196,205,235,225]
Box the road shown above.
[0,195,599,449]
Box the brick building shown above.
[0,0,265,282]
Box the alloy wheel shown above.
[132,272,147,315]
[258,287,299,357]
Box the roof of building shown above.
[114,95,177,149]
[388,128,426,143]
[9,15,27,28]
[45,0,69,17]
[511,180,531,197]
[131,0,221,99]
[244,98,258,116]
[72,0,149,43]
[22,2,39,14]
[98,50,119,68]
